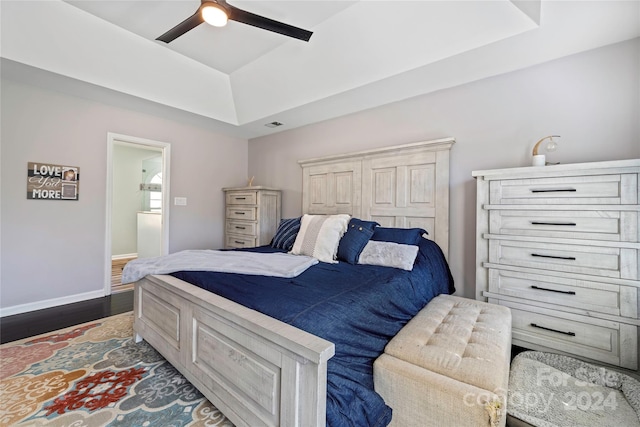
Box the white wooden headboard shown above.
[298,138,455,258]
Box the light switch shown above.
[174,197,187,206]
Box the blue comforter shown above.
[171,238,454,427]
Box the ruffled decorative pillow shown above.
[358,241,419,271]
[290,214,350,263]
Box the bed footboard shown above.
[133,274,335,427]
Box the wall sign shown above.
[27,162,80,200]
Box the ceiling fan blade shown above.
[156,11,204,43]
[226,4,312,41]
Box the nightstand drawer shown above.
[489,174,631,205]
[226,235,256,249]
[488,269,637,318]
[507,304,637,369]
[489,239,637,279]
[226,192,257,205]
[226,220,256,236]
[489,210,637,242]
[226,207,257,221]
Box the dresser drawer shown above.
[488,269,638,318]
[226,191,257,205]
[226,220,257,236]
[226,207,257,221]
[489,210,638,242]
[489,174,634,205]
[489,239,638,279]
[225,235,256,249]
[505,303,637,369]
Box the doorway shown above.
[105,133,171,295]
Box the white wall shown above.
[0,63,249,313]
[248,38,640,299]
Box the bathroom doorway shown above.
[105,133,171,295]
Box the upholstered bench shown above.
[374,294,512,427]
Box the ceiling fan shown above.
[157,0,313,43]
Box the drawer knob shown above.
[531,253,576,261]
[235,197,246,200]
[235,226,246,230]
[530,188,577,193]
[234,240,245,245]
[531,285,576,295]
[530,221,577,226]
[531,323,576,336]
[235,212,246,215]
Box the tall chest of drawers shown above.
[222,186,281,249]
[473,159,640,370]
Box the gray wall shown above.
[248,38,640,299]
[1,68,249,312]
[1,38,637,313]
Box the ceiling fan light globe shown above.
[202,4,228,27]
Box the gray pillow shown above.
[358,240,419,271]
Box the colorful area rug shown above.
[0,312,234,426]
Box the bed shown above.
[131,138,455,427]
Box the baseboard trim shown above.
[0,290,105,318]
[112,253,137,261]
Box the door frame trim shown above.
[104,132,171,295]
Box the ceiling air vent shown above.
[265,121,283,128]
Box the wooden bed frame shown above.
[133,138,455,427]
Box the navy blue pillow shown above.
[270,217,301,251]
[337,218,379,264]
[371,227,427,245]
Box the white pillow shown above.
[290,214,350,263]
[358,240,419,271]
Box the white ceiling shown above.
[66,1,358,74]
[1,1,639,139]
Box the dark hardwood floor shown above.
[0,290,133,344]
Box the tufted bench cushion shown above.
[374,295,512,427]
